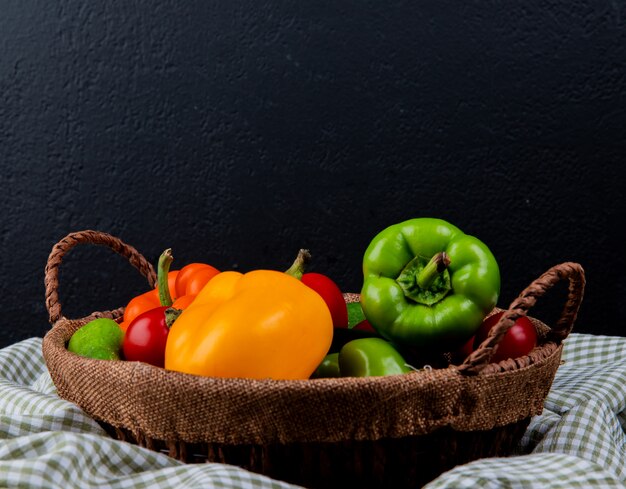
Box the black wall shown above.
[1,1,625,348]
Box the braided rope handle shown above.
[45,230,157,325]
[457,262,585,375]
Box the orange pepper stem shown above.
[284,249,312,280]
[157,248,174,307]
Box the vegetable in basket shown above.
[122,249,184,366]
[164,269,333,379]
[67,318,124,360]
[361,217,500,350]
[123,306,181,367]
[285,249,348,328]
[473,311,537,362]
[313,338,411,378]
[339,338,412,377]
[119,252,219,331]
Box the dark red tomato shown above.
[301,272,348,328]
[122,306,170,367]
[474,311,537,363]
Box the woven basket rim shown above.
[45,308,558,385]
[43,310,564,445]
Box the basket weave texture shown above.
[42,231,585,488]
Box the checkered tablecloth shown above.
[1,333,625,488]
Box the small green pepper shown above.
[339,338,412,377]
[361,218,500,350]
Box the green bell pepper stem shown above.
[417,252,450,289]
[284,249,312,279]
[339,338,412,377]
[157,248,174,307]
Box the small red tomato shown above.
[474,311,537,363]
[122,306,170,367]
[301,272,348,328]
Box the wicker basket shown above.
[42,230,585,489]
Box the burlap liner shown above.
[42,231,585,447]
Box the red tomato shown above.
[122,306,170,367]
[474,311,537,363]
[301,272,348,328]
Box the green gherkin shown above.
[67,318,124,360]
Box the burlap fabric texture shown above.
[42,230,585,489]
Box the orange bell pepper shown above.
[164,270,333,380]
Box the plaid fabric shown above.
[426,333,626,488]
[1,334,625,488]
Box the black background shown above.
[1,1,624,348]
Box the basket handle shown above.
[457,262,585,375]
[45,230,157,325]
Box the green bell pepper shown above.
[361,217,500,350]
[339,338,412,377]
